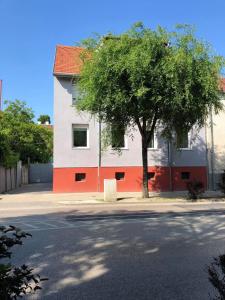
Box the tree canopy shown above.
[0,100,53,167]
[77,23,224,197]
[37,114,51,124]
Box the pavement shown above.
[1,183,225,299]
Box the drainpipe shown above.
[204,123,210,190]
[210,107,215,190]
[97,119,102,192]
[167,140,173,191]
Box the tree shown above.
[37,114,51,124]
[77,23,224,198]
[0,100,53,166]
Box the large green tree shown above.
[0,100,53,167]
[77,23,224,198]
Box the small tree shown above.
[37,115,51,125]
[0,100,53,165]
[0,225,47,299]
[77,23,224,198]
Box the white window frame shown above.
[176,131,192,150]
[72,124,89,149]
[147,130,158,150]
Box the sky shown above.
[0,0,225,123]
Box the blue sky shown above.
[0,0,225,122]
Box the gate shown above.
[29,163,53,183]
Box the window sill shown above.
[177,148,192,151]
[72,147,90,150]
[111,148,129,150]
[148,148,158,151]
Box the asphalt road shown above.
[2,209,225,300]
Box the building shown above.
[206,78,225,190]
[53,45,223,193]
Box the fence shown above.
[0,161,28,193]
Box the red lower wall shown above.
[53,166,207,193]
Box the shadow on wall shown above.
[4,209,225,299]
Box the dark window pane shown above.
[112,127,125,148]
[181,172,190,180]
[148,172,155,180]
[73,128,87,147]
[148,135,154,148]
[75,173,86,181]
[177,132,189,148]
[72,83,77,105]
[115,172,125,180]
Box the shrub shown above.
[187,180,205,200]
[218,170,225,194]
[208,254,225,300]
[0,225,47,300]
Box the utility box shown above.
[104,179,117,202]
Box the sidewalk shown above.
[0,183,225,206]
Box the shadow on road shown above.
[1,209,224,300]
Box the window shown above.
[73,125,88,148]
[176,131,190,149]
[147,130,157,149]
[181,172,190,180]
[115,172,125,180]
[148,172,155,180]
[111,126,126,148]
[72,82,78,105]
[75,173,86,181]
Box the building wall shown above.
[207,98,225,189]
[53,76,208,192]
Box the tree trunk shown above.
[142,135,149,198]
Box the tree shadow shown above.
[1,209,225,299]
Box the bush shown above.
[0,225,47,299]
[187,180,205,200]
[218,170,225,194]
[208,254,225,300]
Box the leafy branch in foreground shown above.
[0,225,48,300]
[208,254,225,299]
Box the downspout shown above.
[97,119,102,192]
[210,107,215,190]
[167,140,173,191]
[204,123,210,190]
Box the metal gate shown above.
[29,163,53,183]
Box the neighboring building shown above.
[207,78,225,189]
[53,45,222,193]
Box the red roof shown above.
[220,78,225,92]
[53,45,85,75]
[53,46,225,92]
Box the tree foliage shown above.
[77,23,224,197]
[37,114,51,124]
[0,100,53,167]
[0,225,48,300]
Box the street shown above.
[1,200,225,299]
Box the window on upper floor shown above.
[72,82,78,105]
[176,131,190,149]
[111,126,126,149]
[147,130,157,149]
[72,125,89,148]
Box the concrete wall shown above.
[54,77,207,169]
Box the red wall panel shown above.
[53,166,207,193]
